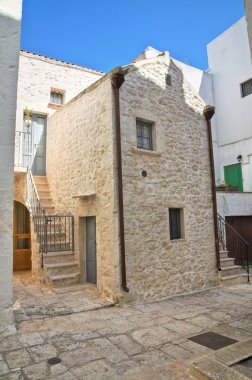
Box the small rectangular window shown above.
[136,120,153,150]
[241,79,252,98]
[169,208,182,240]
[166,74,172,86]
[50,90,64,105]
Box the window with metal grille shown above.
[50,90,64,105]
[241,79,252,98]
[136,120,153,150]
[169,208,182,240]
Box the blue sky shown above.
[21,0,245,73]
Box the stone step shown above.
[43,251,75,264]
[36,184,49,191]
[220,257,235,268]
[221,273,248,286]
[49,272,80,287]
[47,243,71,252]
[40,200,54,206]
[43,206,55,214]
[34,176,48,183]
[39,195,53,202]
[45,261,79,275]
[220,250,229,259]
[220,265,242,277]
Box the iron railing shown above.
[15,131,32,168]
[27,168,74,265]
[217,213,249,278]
[45,215,74,253]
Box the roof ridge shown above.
[20,49,104,75]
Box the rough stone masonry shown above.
[47,51,219,303]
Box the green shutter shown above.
[224,163,243,192]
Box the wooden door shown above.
[13,202,31,271]
[86,217,97,284]
[226,216,252,264]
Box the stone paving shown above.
[12,272,113,321]
[0,274,252,379]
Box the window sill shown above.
[169,238,186,242]
[48,102,64,110]
[132,147,161,157]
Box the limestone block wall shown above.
[120,56,219,302]
[13,172,27,205]
[46,77,120,300]
[0,0,22,308]
[16,51,103,132]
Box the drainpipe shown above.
[203,105,221,271]
[111,73,129,292]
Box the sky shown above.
[21,0,245,73]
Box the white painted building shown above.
[14,51,103,172]
[208,17,252,192]
[0,0,22,308]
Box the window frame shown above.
[50,88,65,105]
[136,119,153,151]
[168,208,185,241]
[241,78,252,98]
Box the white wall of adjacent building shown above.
[173,58,220,181]
[0,0,22,307]
[16,51,103,133]
[207,17,252,191]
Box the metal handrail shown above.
[218,213,248,245]
[217,213,249,279]
[26,168,74,265]
[15,131,32,168]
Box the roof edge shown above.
[20,49,104,76]
[49,66,126,116]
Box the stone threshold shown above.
[189,337,252,379]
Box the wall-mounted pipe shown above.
[204,105,221,271]
[111,73,129,292]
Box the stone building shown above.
[13,45,225,303]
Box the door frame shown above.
[23,113,47,175]
[13,201,32,271]
[86,216,97,284]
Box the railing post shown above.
[72,216,74,252]
[246,244,249,282]
[44,214,48,256]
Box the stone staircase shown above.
[33,176,80,287]
[219,248,248,286]
[34,176,55,214]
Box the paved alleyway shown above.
[1,275,252,379]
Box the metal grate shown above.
[189,332,237,350]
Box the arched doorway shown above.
[13,201,31,271]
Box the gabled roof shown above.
[20,50,104,76]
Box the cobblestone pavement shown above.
[0,275,252,379]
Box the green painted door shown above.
[224,163,243,192]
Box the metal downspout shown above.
[203,105,221,270]
[111,73,129,292]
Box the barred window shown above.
[50,90,64,105]
[241,79,252,98]
[136,120,153,150]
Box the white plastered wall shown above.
[0,0,22,307]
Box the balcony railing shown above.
[15,131,32,168]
